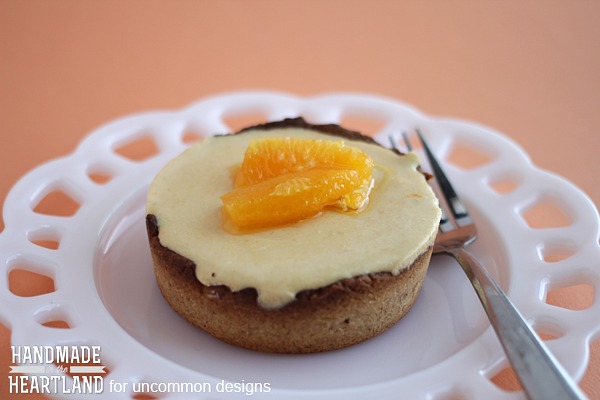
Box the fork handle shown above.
[450,247,588,400]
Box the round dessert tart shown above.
[146,118,441,353]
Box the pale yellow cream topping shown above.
[146,128,441,308]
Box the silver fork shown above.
[391,130,587,400]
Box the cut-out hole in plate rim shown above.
[113,135,160,162]
[34,303,77,329]
[32,188,81,217]
[545,282,595,311]
[445,141,494,170]
[537,242,577,263]
[486,173,521,195]
[521,198,573,229]
[27,227,62,250]
[489,365,523,393]
[87,167,114,185]
[9,267,56,297]
[2,92,599,400]
[181,131,204,145]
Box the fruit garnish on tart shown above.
[221,137,374,230]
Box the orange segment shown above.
[234,137,372,187]
[221,137,374,230]
[222,168,363,230]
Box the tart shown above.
[146,117,441,353]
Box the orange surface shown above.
[1,1,599,399]
[223,137,374,229]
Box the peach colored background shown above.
[1,1,599,399]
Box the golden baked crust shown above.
[148,214,432,353]
[146,118,437,353]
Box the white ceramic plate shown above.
[1,92,599,399]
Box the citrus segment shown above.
[222,168,364,230]
[234,137,372,187]
[221,137,374,230]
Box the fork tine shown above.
[401,132,413,152]
[414,129,472,227]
